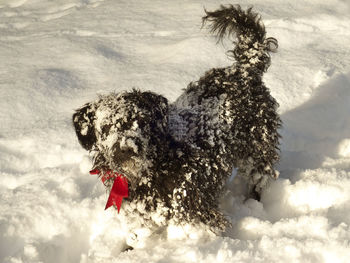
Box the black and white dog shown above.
[73,5,281,232]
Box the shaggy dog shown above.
[73,5,281,233]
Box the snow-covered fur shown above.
[73,5,281,232]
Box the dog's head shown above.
[73,90,169,183]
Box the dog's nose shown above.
[112,146,136,164]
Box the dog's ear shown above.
[72,103,97,151]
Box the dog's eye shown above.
[102,124,112,134]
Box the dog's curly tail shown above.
[202,5,277,73]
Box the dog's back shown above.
[170,5,281,199]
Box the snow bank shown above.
[1,0,350,262]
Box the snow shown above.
[1,0,350,262]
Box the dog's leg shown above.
[236,158,279,200]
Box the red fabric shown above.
[89,169,128,213]
[100,170,114,184]
[105,175,128,212]
[89,169,100,175]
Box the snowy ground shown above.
[1,0,350,262]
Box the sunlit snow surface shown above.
[1,0,350,262]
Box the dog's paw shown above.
[125,228,152,249]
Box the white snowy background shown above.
[1,0,350,262]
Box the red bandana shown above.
[90,169,129,213]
